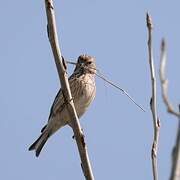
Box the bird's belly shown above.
[74,83,96,118]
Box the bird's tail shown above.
[29,131,49,157]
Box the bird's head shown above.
[74,54,96,75]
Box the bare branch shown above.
[146,12,160,180]
[159,40,180,180]
[170,112,180,180]
[159,39,180,118]
[44,1,94,179]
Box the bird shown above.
[29,54,96,157]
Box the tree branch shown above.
[159,40,180,180]
[44,1,94,179]
[159,39,180,118]
[170,116,180,180]
[146,13,160,180]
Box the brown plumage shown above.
[29,55,96,157]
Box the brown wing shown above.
[47,73,79,121]
[48,89,65,121]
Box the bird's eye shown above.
[87,61,92,65]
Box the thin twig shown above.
[44,1,94,180]
[146,13,160,180]
[159,39,180,118]
[95,72,145,112]
[66,61,145,112]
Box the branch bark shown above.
[146,13,160,180]
[44,1,94,179]
[159,40,180,180]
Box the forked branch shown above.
[159,39,180,118]
[159,39,180,180]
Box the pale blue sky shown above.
[1,1,180,180]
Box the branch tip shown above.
[146,12,153,29]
